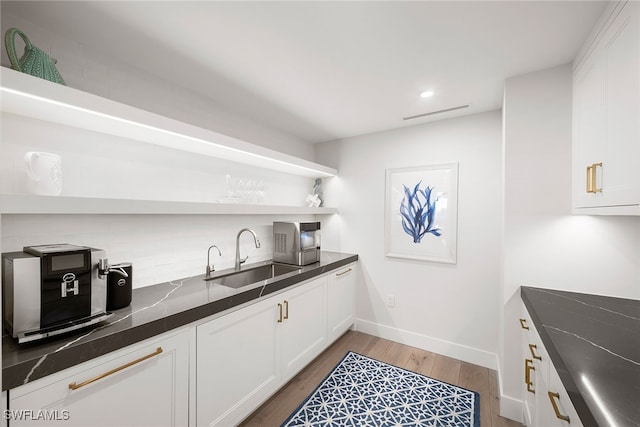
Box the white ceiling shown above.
[2,1,607,144]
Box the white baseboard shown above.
[500,394,524,424]
[354,318,498,370]
[354,318,524,424]
[497,365,524,423]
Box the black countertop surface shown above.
[520,286,640,427]
[2,251,358,391]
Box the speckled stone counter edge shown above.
[2,252,358,390]
[520,286,640,427]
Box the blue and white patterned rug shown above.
[282,351,480,427]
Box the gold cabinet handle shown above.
[548,391,570,422]
[69,347,163,390]
[525,359,535,394]
[592,162,602,193]
[529,344,542,361]
[586,162,603,193]
[336,268,353,277]
[277,303,283,323]
[519,318,529,330]
[586,164,594,193]
[283,300,289,320]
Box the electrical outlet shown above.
[386,294,395,308]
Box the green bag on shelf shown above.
[4,27,66,85]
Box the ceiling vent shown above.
[402,104,469,121]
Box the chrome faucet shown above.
[206,245,222,277]
[235,228,261,270]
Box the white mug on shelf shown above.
[24,151,62,196]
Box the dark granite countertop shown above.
[521,286,640,427]
[2,251,358,391]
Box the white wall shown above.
[0,114,312,206]
[0,10,315,161]
[500,64,640,420]
[0,9,322,291]
[0,113,317,289]
[316,111,503,369]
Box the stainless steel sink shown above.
[205,263,301,289]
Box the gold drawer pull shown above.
[527,382,535,393]
[525,359,535,394]
[336,268,353,277]
[593,162,602,193]
[283,300,289,320]
[69,347,163,390]
[277,303,283,323]
[586,162,603,194]
[519,318,529,330]
[529,344,542,360]
[586,164,594,193]
[548,392,570,422]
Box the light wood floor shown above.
[240,330,523,427]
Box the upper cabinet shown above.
[572,1,639,215]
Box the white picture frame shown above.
[385,163,459,264]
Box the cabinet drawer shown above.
[521,307,550,426]
[521,309,549,384]
[8,328,190,427]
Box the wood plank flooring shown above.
[240,330,523,427]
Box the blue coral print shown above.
[400,181,441,243]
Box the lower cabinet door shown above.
[7,329,190,427]
[196,294,281,427]
[521,303,584,427]
[327,263,356,343]
[543,364,584,427]
[281,276,328,381]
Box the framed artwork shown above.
[385,163,458,264]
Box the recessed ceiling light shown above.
[420,90,434,98]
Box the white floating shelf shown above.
[0,195,339,215]
[0,67,337,178]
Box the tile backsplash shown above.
[1,213,316,288]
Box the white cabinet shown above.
[544,364,583,427]
[520,312,545,427]
[196,275,330,426]
[196,293,282,427]
[4,263,356,427]
[327,263,357,342]
[280,276,328,381]
[7,328,190,427]
[572,1,640,214]
[520,307,583,427]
